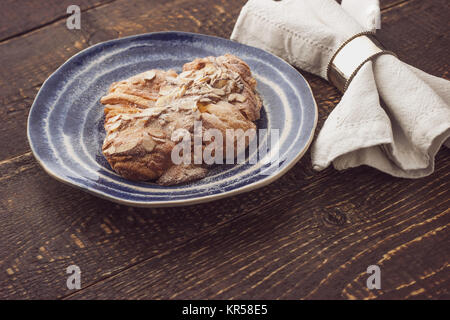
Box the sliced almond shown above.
[206,94,221,101]
[105,131,118,142]
[155,95,173,107]
[213,79,228,88]
[214,88,226,96]
[137,107,163,118]
[197,76,211,83]
[120,114,133,121]
[151,137,166,143]
[179,70,194,78]
[177,98,196,111]
[106,120,122,132]
[103,146,115,155]
[115,139,138,154]
[228,93,247,103]
[134,118,146,130]
[198,97,212,103]
[159,85,175,96]
[108,114,121,123]
[203,63,216,75]
[176,85,187,98]
[197,102,211,113]
[148,128,164,138]
[100,92,153,109]
[141,135,156,152]
[232,71,241,80]
[143,70,156,81]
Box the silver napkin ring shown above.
[327,31,397,93]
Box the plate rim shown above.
[27,31,318,207]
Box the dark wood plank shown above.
[1,148,448,299]
[377,0,450,77]
[0,0,115,42]
[65,150,450,300]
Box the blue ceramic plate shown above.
[27,32,317,207]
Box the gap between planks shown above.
[61,161,450,299]
[0,0,117,44]
[58,187,313,300]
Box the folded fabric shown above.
[341,0,381,31]
[231,0,450,178]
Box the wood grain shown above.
[0,0,449,300]
[1,146,448,299]
[63,151,449,299]
[0,0,115,42]
[0,150,318,299]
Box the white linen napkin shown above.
[341,0,381,31]
[231,0,450,178]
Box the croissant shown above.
[100,54,262,185]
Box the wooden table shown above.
[0,0,448,300]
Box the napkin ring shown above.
[327,31,397,92]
